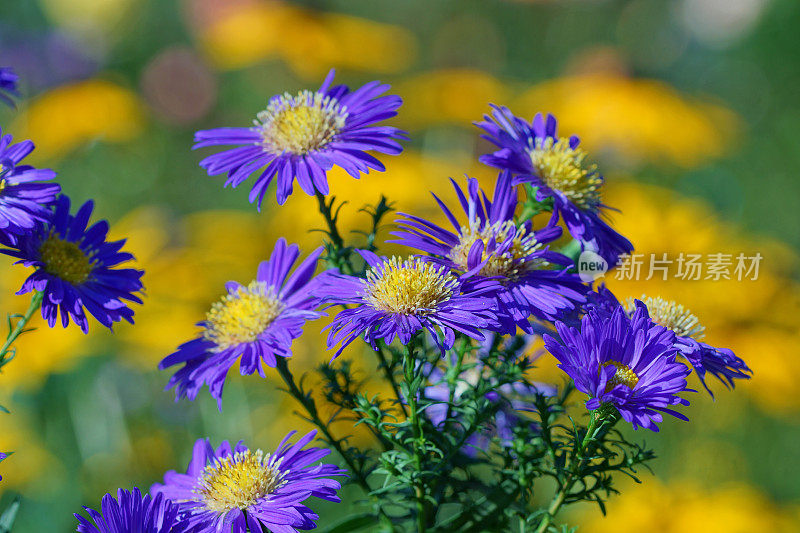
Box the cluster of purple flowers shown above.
[171,68,751,427]
[30,68,750,531]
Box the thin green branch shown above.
[314,191,353,274]
[534,409,615,533]
[0,291,44,370]
[274,357,396,532]
[375,342,408,418]
[402,338,428,532]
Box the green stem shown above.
[274,357,395,532]
[403,340,427,532]
[0,291,44,369]
[376,343,408,418]
[314,191,353,274]
[516,185,552,223]
[534,411,602,533]
[534,490,566,533]
[443,338,468,423]
[517,204,539,224]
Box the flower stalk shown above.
[0,291,43,371]
[402,337,429,532]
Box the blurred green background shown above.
[1,0,800,531]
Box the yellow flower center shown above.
[364,257,457,315]
[449,219,543,280]
[626,295,705,339]
[603,360,640,390]
[203,281,284,351]
[528,137,602,211]
[38,233,94,285]
[195,450,285,513]
[0,163,6,193]
[256,90,347,155]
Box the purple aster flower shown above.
[151,431,346,533]
[75,488,183,533]
[0,67,19,107]
[476,106,633,267]
[160,239,326,407]
[587,287,751,396]
[544,304,692,431]
[0,128,60,242]
[392,170,587,334]
[1,195,143,333]
[320,250,499,357]
[194,69,406,207]
[423,335,556,454]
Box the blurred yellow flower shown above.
[726,326,800,415]
[198,2,292,69]
[198,0,416,78]
[279,9,417,79]
[14,79,146,160]
[514,74,740,168]
[394,69,510,129]
[578,478,799,533]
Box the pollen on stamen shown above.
[449,219,544,280]
[363,257,457,315]
[203,281,285,351]
[256,90,348,155]
[627,295,705,340]
[528,136,602,211]
[194,450,286,513]
[603,360,640,391]
[38,233,95,285]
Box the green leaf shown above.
[317,513,378,533]
[0,496,21,533]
